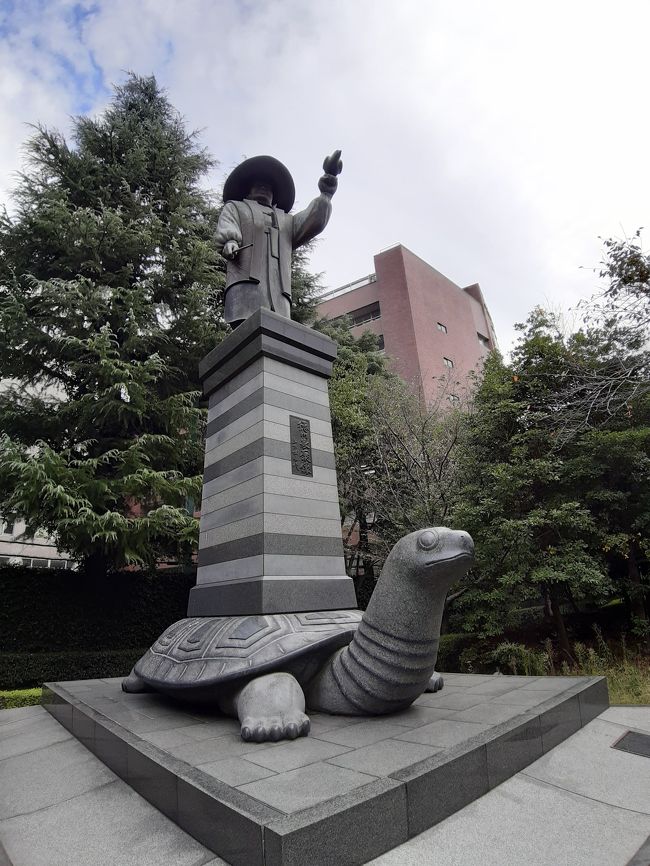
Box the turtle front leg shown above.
[225,673,310,742]
[424,671,444,693]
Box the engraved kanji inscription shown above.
[290,416,313,477]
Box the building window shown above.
[0,517,15,536]
[447,394,460,406]
[477,332,490,349]
[376,334,385,351]
[349,302,381,327]
[443,357,454,369]
[437,322,447,333]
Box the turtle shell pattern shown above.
[134,609,362,690]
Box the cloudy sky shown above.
[1,0,648,352]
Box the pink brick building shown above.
[316,244,497,404]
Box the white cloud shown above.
[1,0,649,352]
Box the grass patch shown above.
[493,628,650,705]
[0,688,42,710]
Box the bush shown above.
[0,649,148,689]
[0,565,195,652]
[0,688,41,709]
[437,633,480,671]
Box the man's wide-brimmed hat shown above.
[223,155,295,211]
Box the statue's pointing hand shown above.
[318,149,343,198]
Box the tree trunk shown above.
[627,540,649,649]
[355,512,375,609]
[547,585,575,665]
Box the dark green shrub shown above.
[0,566,195,652]
[0,649,148,689]
[437,633,480,671]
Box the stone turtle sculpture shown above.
[123,526,474,742]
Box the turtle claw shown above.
[240,712,310,743]
[424,672,444,693]
[234,673,311,742]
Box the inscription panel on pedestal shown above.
[289,416,313,477]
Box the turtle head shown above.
[385,526,474,587]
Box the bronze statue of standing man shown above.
[215,151,343,326]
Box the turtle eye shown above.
[418,530,439,550]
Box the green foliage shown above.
[435,633,480,672]
[0,688,42,709]
[0,565,194,652]
[0,650,147,690]
[0,75,226,572]
[492,641,552,676]
[312,316,392,591]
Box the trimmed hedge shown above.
[0,649,148,690]
[0,689,41,709]
[0,565,195,652]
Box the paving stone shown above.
[139,727,200,749]
[538,693,582,753]
[184,719,241,741]
[167,732,276,765]
[453,703,525,725]
[601,705,650,734]
[517,676,582,691]
[243,737,352,772]
[264,778,407,866]
[491,688,567,707]
[392,740,490,837]
[327,739,441,777]
[486,715,543,788]
[0,705,43,725]
[126,742,178,821]
[384,704,458,727]
[0,778,215,866]
[368,773,650,866]
[465,681,529,697]
[522,716,650,814]
[0,714,69,760]
[578,676,609,724]
[306,713,366,736]
[198,756,278,786]
[416,692,487,711]
[396,719,490,748]
[315,719,413,748]
[0,735,115,820]
[239,761,377,813]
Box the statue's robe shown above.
[214,195,332,324]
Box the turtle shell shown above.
[134,609,362,690]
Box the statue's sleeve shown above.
[214,201,243,253]
[292,194,332,249]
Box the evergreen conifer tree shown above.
[0,75,226,576]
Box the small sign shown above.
[290,416,313,477]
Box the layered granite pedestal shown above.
[42,673,609,866]
[190,307,356,616]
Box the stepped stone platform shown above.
[42,673,608,866]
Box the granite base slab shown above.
[42,673,608,866]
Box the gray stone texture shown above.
[0,707,222,866]
[39,673,609,866]
[199,308,338,396]
[192,312,356,615]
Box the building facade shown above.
[0,516,73,569]
[316,244,497,404]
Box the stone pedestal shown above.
[187,308,357,616]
